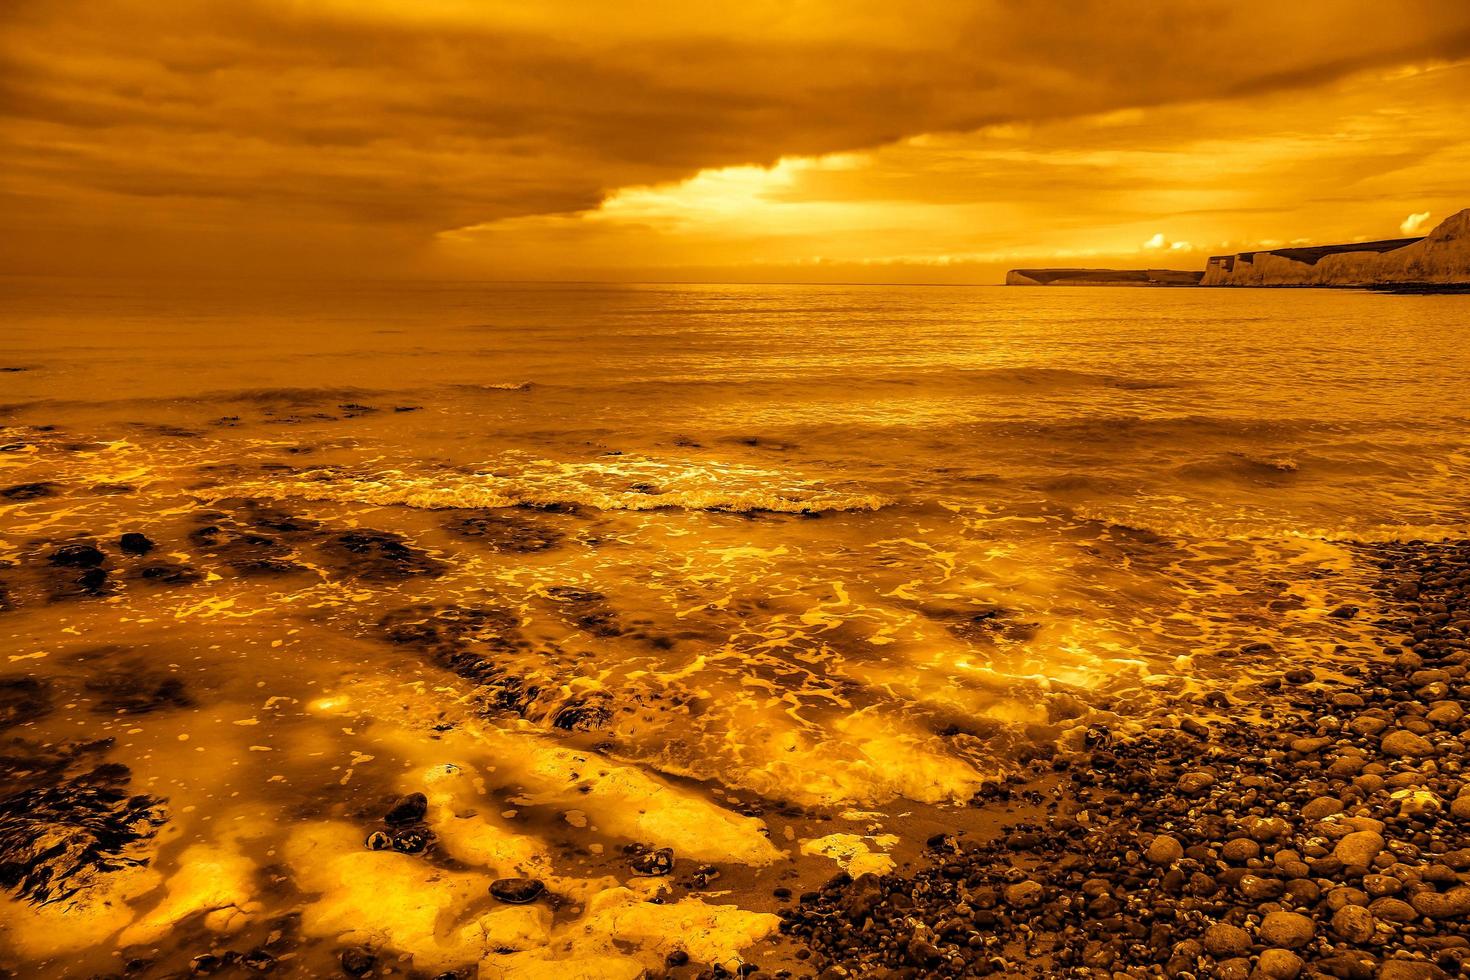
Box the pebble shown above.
[1203,922,1252,957]
[629,846,674,876]
[1003,880,1043,908]
[1332,905,1376,943]
[1259,910,1314,949]
[1381,729,1436,758]
[1333,830,1385,869]
[1145,834,1183,865]
[339,948,376,977]
[1256,948,1304,980]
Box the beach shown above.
[2,278,1469,978]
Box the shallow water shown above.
[1,278,1468,976]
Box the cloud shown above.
[2,0,1470,276]
[1401,210,1433,234]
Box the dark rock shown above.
[630,847,675,876]
[118,533,155,556]
[384,792,428,825]
[489,878,545,904]
[49,543,106,568]
[190,955,227,975]
[241,949,276,973]
[339,947,376,976]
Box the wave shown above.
[485,367,1183,397]
[448,381,535,392]
[1173,452,1301,481]
[236,463,891,515]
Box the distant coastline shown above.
[1008,208,1470,288]
[1006,268,1203,287]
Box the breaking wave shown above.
[236,460,892,515]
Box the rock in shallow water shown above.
[338,947,376,976]
[118,532,155,555]
[629,846,674,876]
[489,877,545,904]
[383,792,427,825]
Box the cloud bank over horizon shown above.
[3,0,1469,281]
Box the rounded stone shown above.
[1369,897,1417,923]
[1178,771,1215,795]
[1409,886,1470,920]
[1147,834,1184,866]
[1203,922,1252,957]
[1381,730,1435,758]
[384,792,428,825]
[1004,880,1043,908]
[1222,838,1261,863]
[1332,904,1376,943]
[1333,831,1385,869]
[1256,948,1304,980]
[1362,874,1401,897]
[1377,961,1451,980]
[1217,957,1252,980]
[1247,817,1292,843]
[489,878,546,904]
[1259,911,1314,949]
[1301,797,1344,821]
[118,531,155,555]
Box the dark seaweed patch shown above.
[128,561,204,586]
[544,586,624,637]
[0,759,167,904]
[443,511,563,553]
[84,669,193,715]
[319,530,445,582]
[189,521,306,577]
[376,605,552,718]
[0,678,53,731]
[2,482,60,501]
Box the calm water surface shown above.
[1,279,1467,976]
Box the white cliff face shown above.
[1202,209,1470,286]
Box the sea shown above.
[1,278,1467,975]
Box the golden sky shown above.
[3,0,1469,283]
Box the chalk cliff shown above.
[1202,209,1470,287]
[1006,268,1203,286]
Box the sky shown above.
[3,0,1469,284]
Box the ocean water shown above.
[1,278,1468,975]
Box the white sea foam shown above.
[239,457,891,515]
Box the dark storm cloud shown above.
[2,0,1469,274]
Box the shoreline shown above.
[778,539,1470,978]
